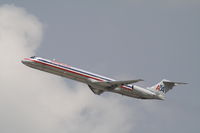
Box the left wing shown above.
[88,85,104,95]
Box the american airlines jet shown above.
[22,56,187,100]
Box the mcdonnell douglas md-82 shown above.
[22,56,187,100]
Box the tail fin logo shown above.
[156,84,165,93]
[151,79,187,94]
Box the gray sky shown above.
[0,0,199,133]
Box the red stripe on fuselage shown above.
[24,58,132,90]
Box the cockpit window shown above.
[30,56,36,59]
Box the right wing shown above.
[87,78,143,95]
[93,79,144,89]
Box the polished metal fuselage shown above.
[22,57,163,100]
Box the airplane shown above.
[21,56,187,100]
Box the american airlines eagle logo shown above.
[156,84,165,93]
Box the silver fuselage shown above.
[22,57,163,100]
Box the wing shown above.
[88,85,104,95]
[94,79,144,89]
[87,79,143,93]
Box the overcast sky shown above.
[0,0,199,133]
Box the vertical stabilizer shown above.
[150,79,187,94]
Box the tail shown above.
[150,79,187,94]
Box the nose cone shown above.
[21,58,32,65]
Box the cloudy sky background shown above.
[0,0,199,133]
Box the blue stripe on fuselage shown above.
[37,58,133,89]
[38,59,111,81]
